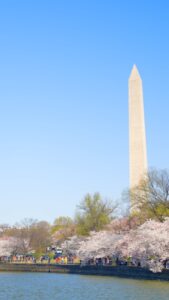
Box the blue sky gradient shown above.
[0,0,169,223]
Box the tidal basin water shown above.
[0,273,169,300]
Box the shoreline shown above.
[0,263,169,281]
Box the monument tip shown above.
[129,64,141,81]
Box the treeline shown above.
[0,193,117,256]
[1,169,169,257]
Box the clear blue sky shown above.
[0,0,169,224]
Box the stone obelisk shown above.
[129,65,148,190]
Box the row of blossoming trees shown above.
[61,218,169,273]
[60,169,169,273]
[0,169,169,272]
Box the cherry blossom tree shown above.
[61,218,169,273]
[115,218,169,272]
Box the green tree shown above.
[129,169,169,222]
[53,216,74,231]
[52,216,76,242]
[8,219,52,254]
[75,193,117,235]
[29,221,51,253]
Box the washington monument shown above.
[129,65,148,189]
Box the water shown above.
[0,273,168,300]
